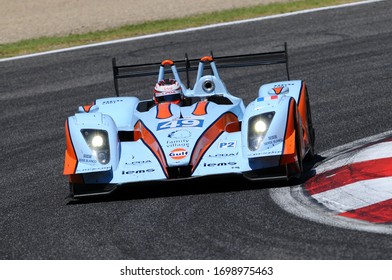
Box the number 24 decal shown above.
[157,119,204,130]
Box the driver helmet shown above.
[153,79,183,105]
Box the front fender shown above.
[241,95,294,159]
[64,112,120,175]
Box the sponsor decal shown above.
[157,119,204,130]
[79,154,97,163]
[203,162,237,167]
[272,86,284,94]
[79,158,97,164]
[209,152,238,158]
[125,160,152,165]
[156,89,177,96]
[102,99,123,105]
[273,82,294,87]
[79,167,109,172]
[122,168,155,175]
[218,141,236,149]
[168,129,191,139]
[263,135,283,146]
[169,148,188,160]
[247,150,281,157]
[257,96,278,102]
[166,139,190,148]
[264,83,293,96]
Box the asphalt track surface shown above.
[1,0,392,259]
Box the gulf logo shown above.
[304,136,392,223]
[169,148,188,160]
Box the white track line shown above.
[0,0,384,63]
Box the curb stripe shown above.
[304,136,392,224]
[270,130,392,233]
[316,140,392,174]
[311,177,392,213]
[338,198,392,223]
[306,156,392,195]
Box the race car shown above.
[63,43,315,198]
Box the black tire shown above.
[304,91,315,161]
[295,111,304,175]
[287,107,303,179]
[69,183,77,198]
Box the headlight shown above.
[248,112,275,151]
[81,129,110,164]
[91,135,104,147]
[254,119,267,133]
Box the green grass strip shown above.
[0,0,358,59]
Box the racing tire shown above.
[69,183,77,198]
[287,108,303,179]
[295,113,304,176]
[304,92,315,162]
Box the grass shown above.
[0,0,360,59]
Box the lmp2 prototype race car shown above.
[64,43,315,198]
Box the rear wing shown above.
[112,42,290,96]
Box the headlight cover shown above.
[247,112,275,151]
[81,129,110,164]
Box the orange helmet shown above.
[153,79,183,105]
